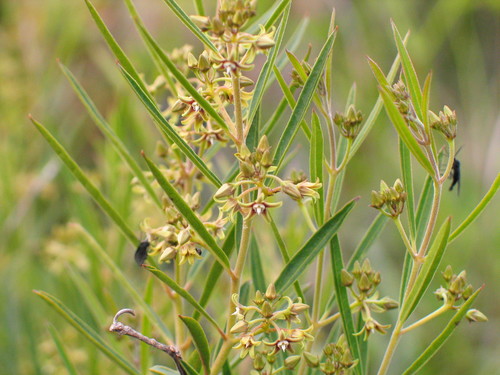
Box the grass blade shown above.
[247,4,290,127]
[250,236,266,293]
[120,67,222,188]
[275,198,357,293]
[378,87,435,176]
[421,72,433,132]
[402,287,483,375]
[143,153,230,271]
[330,236,362,374]
[400,218,451,322]
[59,62,162,209]
[30,116,138,244]
[273,29,337,170]
[84,0,150,97]
[144,265,223,335]
[391,21,423,120]
[415,176,434,245]
[179,316,211,375]
[34,290,141,375]
[193,0,205,16]
[310,111,325,225]
[449,173,499,242]
[48,325,79,375]
[159,0,219,55]
[245,0,291,33]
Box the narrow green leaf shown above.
[367,57,390,89]
[59,62,162,209]
[250,236,267,293]
[222,361,232,375]
[273,65,311,139]
[34,290,141,375]
[402,287,483,375]
[310,112,325,225]
[131,19,229,133]
[193,226,235,320]
[247,4,290,127]
[379,87,435,176]
[275,198,357,293]
[400,139,416,240]
[269,215,306,302]
[347,213,389,269]
[399,252,413,306]
[141,277,154,374]
[391,21,423,120]
[144,265,223,334]
[349,34,408,162]
[246,106,260,150]
[179,316,211,375]
[275,17,309,71]
[159,0,219,55]
[30,116,138,244]
[330,236,362,375]
[415,175,434,246]
[193,0,205,16]
[48,325,79,375]
[151,363,198,375]
[77,226,172,341]
[449,173,499,242]
[400,217,451,322]
[119,67,222,187]
[421,72,433,133]
[84,0,150,97]
[143,153,230,270]
[273,30,337,170]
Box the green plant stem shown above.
[394,217,417,258]
[299,202,317,232]
[335,138,352,172]
[400,305,449,334]
[232,73,244,144]
[317,300,361,327]
[210,218,252,374]
[378,179,442,375]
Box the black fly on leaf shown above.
[448,146,462,194]
[134,241,150,266]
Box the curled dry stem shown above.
[109,309,186,375]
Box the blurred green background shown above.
[1,0,498,374]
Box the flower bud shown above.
[177,228,191,246]
[214,183,235,199]
[159,247,177,262]
[253,352,265,371]
[265,283,277,300]
[379,297,399,310]
[253,290,264,305]
[282,181,303,200]
[255,34,276,50]
[303,352,319,368]
[341,269,354,287]
[189,15,211,31]
[466,309,488,323]
[187,52,198,69]
[198,51,211,72]
[358,273,372,292]
[230,320,249,334]
[261,301,274,318]
[442,265,453,282]
[284,355,301,370]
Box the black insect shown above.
[195,247,202,256]
[449,147,462,194]
[134,240,150,266]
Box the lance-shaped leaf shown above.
[400,139,416,240]
[391,20,423,120]
[245,0,291,34]
[143,153,230,271]
[378,86,435,176]
[247,4,290,127]
[330,236,363,375]
[84,0,150,97]
[30,116,138,244]
[48,325,79,375]
[250,236,266,293]
[59,62,162,209]
[179,316,211,375]
[273,29,337,170]
[120,67,222,188]
[275,198,357,293]
[310,111,325,225]
[144,265,223,335]
[34,290,141,375]
[130,17,229,133]
[402,286,483,375]
[449,173,499,243]
[400,217,451,322]
[159,0,219,55]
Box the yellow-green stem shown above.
[232,73,244,144]
[394,216,417,258]
[439,141,455,184]
[400,305,449,334]
[376,320,404,375]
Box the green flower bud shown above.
[187,52,198,69]
[159,247,176,262]
[253,290,265,305]
[189,15,211,31]
[265,283,277,301]
[261,301,274,318]
[442,265,453,282]
[230,320,249,334]
[358,273,372,292]
[463,284,474,300]
[177,228,191,246]
[198,51,211,72]
[466,309,488,323]
[303,352,319,368]
[214,183,235,199]
[341,269,354,287]
[284,355,301,370]
[253,352,265,371]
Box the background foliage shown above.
[0,0,498,374]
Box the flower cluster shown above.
[303,335,358,374]
[230,284,313,366]
[430,105,457,140]
[389,80,429,145]
[214,135,321,221]
[370,179,407,218]
[333,104,364,139]
[342,260,398,340]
